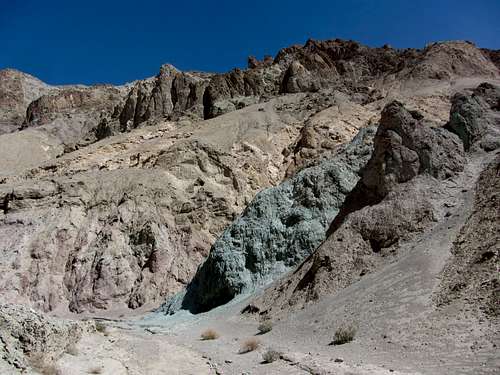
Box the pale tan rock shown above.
[0,303,91,373]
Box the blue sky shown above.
[1,0,499,85]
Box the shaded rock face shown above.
[0,304,90,372]
[118,65,210,129]
[162,126,376,313]
[249,98,473,314]
[362,101,465,199]
[176,40,500,121]
[436,155,500,317]
[281,60,320,93]
[247,55,274,69]
[22,84,129,152]
[481,48,500,71]
[435,84,499,317]
[0,69,53,133]
[446,82,500,151]
[201,65,282,119]
[25,86,124,125]
[275,39,401,92]
[2,40,498,144]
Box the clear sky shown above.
[1,0,499,85]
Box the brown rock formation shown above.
[0,69,53,133]
[249,82,498,315]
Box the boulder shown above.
[0,304,90,372]
[446,82,500,151]
[363,101,465,198]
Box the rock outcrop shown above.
[162,126,375,313]
[397,41,499,81]
[435,155,500,318]
[446,82,500,151]
[0,69,53,134]
[117,40,500,125]
[362,101,465,199]
[23,84,128,149]
[2,40,498,145]
[435,85,500,317]
[1,92,362,313]
[117,65,211,129]
[0,304,90,373]
[249,94,476,314]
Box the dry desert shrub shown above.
[200,328,220,340]
[239,338,260,353]
[94,321,109,336]
[331,323,357,345]
[262,348,281,363]
[257,320,273,334]
[95,321,106,333]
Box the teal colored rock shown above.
[161,126,376,314]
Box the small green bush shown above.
[257,320,273,334]
[262,349,281,363]
[95,321,107,333]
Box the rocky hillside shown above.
[1,37,499,375]
[436,153,499,317]
[162,125,376,313]
[0,39,499,317]
[248,81,499,317]
[2,40,498,144]
[0,69,53,133]
[0,303,91,374]
[1,90,376,313]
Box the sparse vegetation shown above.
[87,366,103,374]
[239,338,260,353]
[200,328,219,340]
[257,320,273,334]
[262,348,281,363]
[331,323,357,345]
[29,354,61,375]
[65,343,79,356]
[95,321,108,335]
